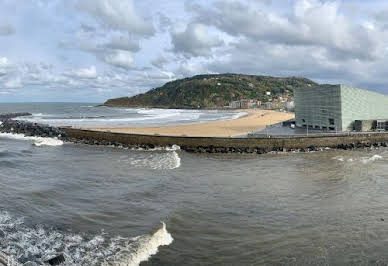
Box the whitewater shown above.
[0,132,64,147]
[0,211,173,266]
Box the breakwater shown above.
[61,127,388,154]
[0,116,65,138]
[2,113,388,154]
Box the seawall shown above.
[61,127,388,153]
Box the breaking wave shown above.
[128,150,181,170]
[0,211,173,266]
[361,154,383,164]
[333,154,383,164]
[105,222,173,266]
[19,108,246,127]
[0,132,63,147]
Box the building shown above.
[229,101,241,109]
[229,99,258,109]
[294,84,388,131]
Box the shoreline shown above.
[82,109,295,137]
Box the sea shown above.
[1,103,388,265]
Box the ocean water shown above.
[0,103,246,127]
[2,103,388,265]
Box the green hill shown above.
[104,74,317,109]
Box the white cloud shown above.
[65,65,98,79]
[0,57,12,76]
[78,0,154,36]
[190,0,385,61]
[103,50,135,69]
[4,78,22,89]
[105,34,140,52]
[171,23,224,58]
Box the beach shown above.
[85,109,295,137]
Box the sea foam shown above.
[361,154,383,164]
[128,150,181,170]
[105,222,173,266]
[333,154,383,164]
[0,132,63,147]
[0,211,173,266]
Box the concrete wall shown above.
[294,85,342,130]
[295,85,388,131]
[62,128,388,153]
[340,85,388,131]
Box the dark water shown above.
[1,104,388,265]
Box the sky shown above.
[1,0,388,102]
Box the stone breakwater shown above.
[62,127,388,154]
[0,112,32,120]
[0,113,66,138]
[2,113,388,154]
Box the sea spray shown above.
[361,154,383,164]
[128,150,181,170]
[103,222,173,266]
[333,154,383,164]
[0,132,63,147]
[0,211,173,266]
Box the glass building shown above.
[294,85,388,131]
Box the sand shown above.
[84,110,295,137]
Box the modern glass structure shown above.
[294,85,388,131]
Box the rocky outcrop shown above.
[0,113,66,138]
[0,112,32,120]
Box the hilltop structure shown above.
[294,85,388,132]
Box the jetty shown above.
[2,112,388,154]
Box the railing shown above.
[247,131,388,139]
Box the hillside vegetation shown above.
[104,74,317,109]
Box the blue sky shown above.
[1,0,388,102]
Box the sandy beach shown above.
[85,110,295,137]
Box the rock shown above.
[44,254,65,265]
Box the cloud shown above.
[171,23,224,57]
[102,50,135,69]
[78,0,155,37]
[65,65,97,79]
[105,34,140,52]
[0,57,12,76]
[4,78,22,89]
[151,55,168,69]
[189,0,384,61]
[0,23,14,36]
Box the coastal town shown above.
[227,90,295,112]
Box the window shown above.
[329,118,335,125]
[329,127,335,130]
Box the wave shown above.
[105,222,173,266]
[361,154,383,164]
[333,154,383,164]
[0,132,64,147]
[128,150,181,170]
[0,211,173,266]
